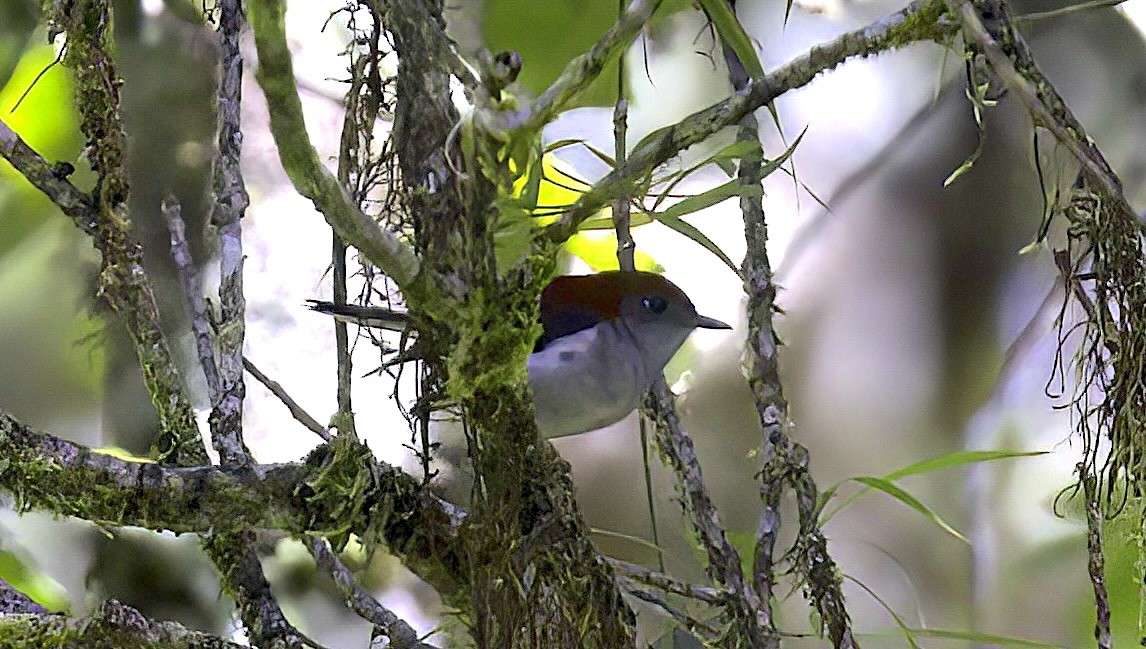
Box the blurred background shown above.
[1,0,1145,646]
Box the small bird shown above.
[309,271,731,438]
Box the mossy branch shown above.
[545,0,958,242]
[39,0,208,466]
[0,409,467,603]
[509,0,664,135]
[247,0,422,290]
[0,600,245,649]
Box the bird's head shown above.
[539,271,731,373]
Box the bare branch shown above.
[243,357,331,442]
[1079,464,1112,649]
[163,198,223,401]
[607,558,729,605]
[305,535,433,649]
[642,382,774,647]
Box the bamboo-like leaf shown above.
[579,210,654,230]
[652,139,762,211]
[657,180,741,221]
[850,476,969,544]
[821,449,1044,524]
[844,575,923,649]
[697,0,764,79]
[655,207,740,275]
[905,628,1069,648]
[883,449,1046,481]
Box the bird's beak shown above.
[694,314,732,330]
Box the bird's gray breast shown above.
[527,322,648,438]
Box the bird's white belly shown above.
[527,325,648,438]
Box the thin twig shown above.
[304,535,433,649]
[607,558,729,604]
[162,197,222,400]
[1014,0,1129,22]
[547,0,958,242]
[1079,464,1112,649]
[619,581,721,638]
[512,0,664,135]
[243,357,332,442]
[643,381,772,646]
[957,0,1136,226]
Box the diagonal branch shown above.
[642,383,773,647]
[247,0,422,290]
[305,535,433,649]
[511,0,664,135]
[956,0,1137,224]
[546,0,958,242]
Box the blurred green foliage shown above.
[0,44,83,256]
[482,0,691,105]
[0,544,69,612]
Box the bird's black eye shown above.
[642,295,668,314]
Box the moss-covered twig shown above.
[41,0,208,466]
[0,408,467,605]
[546,0,958,242]
[0,600,245,649]
[957,0,1136,225]
[511,0,664,136]
[247,0,422,290]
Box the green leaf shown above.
[905,628,1069,648]
[657,179,741,222]
[850,476,969,544]
[578,210,654,230]
[883,449,1047,482]
[651,139,761,212]
[696,0,763,79]
[0,548,69,612]
[845,575,923,649]
[655,206,740,275]
[822,449,1044,524]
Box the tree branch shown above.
[546,0,958,242]
[305,535,432,649]
[642,382,774,647]
[0,600,245,648]
[511,0,664,135]
[0,409,468,605]
[247,0,422,290]
[29,0,209,466]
